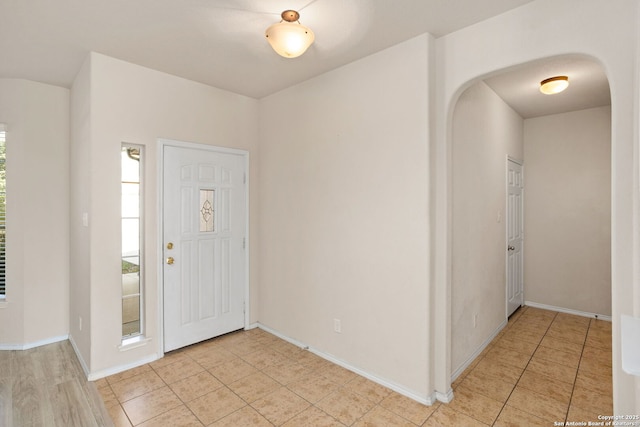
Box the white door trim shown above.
[506,156,523,319]
[157,138,250,356]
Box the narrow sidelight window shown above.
[121,145,143,337]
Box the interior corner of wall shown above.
[68,333,90,378]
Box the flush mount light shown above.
[265,10,315,58]
[539,76,569,95]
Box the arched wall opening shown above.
[448,55,612,383]
[429,0,638,414]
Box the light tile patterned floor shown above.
[95,306,613,426]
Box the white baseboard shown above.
[451,319,508,382]
[69,333,159,381]
[525,301,612,322]
[87,353,160,381]
[245,322,259,330]
[256,323,310,350]
[0,334,69,351]
[69,334,90,378]
[256,322,436,406]
[435,388,454,403]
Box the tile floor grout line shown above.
[562,317,591,426]
[125,402,137,427]
[169,359,211,427]
[207,342,346,426]
[125,352,240,426]
[489,306,558,426]
[201,345,270,425]
[147,356,200,427]
[457,305,531,427]
[485,305,532,427]
[449,305,527,427]
[164,350,201,427]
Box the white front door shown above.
[507,159,524,317]
[162,143,247,352]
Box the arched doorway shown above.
[450,55,611,378]
[429,1,639,416]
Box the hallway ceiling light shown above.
[539,76,569,95]
[265,10,315,58]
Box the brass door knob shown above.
[166,257,175,265]
[166,242,174,250]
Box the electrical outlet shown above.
[79,316,83,331]
[473,314,478,328]
[334,319,341,333]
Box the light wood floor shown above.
[0,340,113,427]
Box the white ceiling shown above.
[484,55,611,119]
[0,0,537,98]
[0,0,610,116]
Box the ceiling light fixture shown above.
[265,10,315,58]
[539,76,569,95]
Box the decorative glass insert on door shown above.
[200,189,215,232]
[121,145,143,337]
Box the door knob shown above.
[166,242,174,250]
[166,257,175,265]
[508,246,515,251]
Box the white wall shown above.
[69,53,259,375]
[433,0,639,413]
[258,34,432,400]
[451,81,523,373]
[69,57,92,365]
[4,0,639,413]
[0,79,70,348]
[524,106,611,315]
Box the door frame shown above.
[157,138,250,356]
[505,156,524,319]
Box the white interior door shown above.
[163,143,246,352]
[507,159,524,317]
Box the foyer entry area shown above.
[96,307,612,426]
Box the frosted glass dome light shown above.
[540,76,569,95]
[265,10,315,58]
